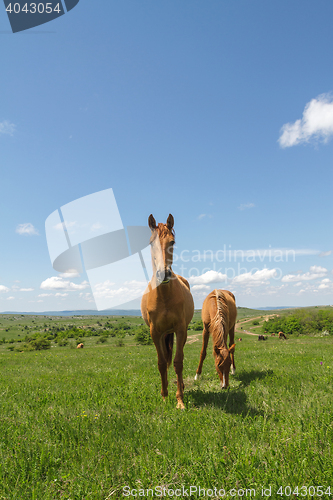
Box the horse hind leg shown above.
[229,325,236,375]
[195,324,209,380]
[165,333,174,369]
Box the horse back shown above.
[202,289,237,329]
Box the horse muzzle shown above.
[156,269,172,284]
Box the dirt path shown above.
[237,330,259,337]
[237,313,277,325]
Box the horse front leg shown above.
[174,329,187,409]
[195,324,209,380]
[151,328,169,400]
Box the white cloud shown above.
[40,277,89,292]
[0,285,9,293]
[16,223,39,236]
[238,203,255,211]
[189,270,227,285]
[55,292,69,297]
[90,222,103,231]
[7,296,15,300]
[279,93,333,148]
[318,278,332,290]
[54,220,77,231]
[59,270,80,278]
[282,265,327,282]
[197,214,212,220]
[232,268,277,286]
[191,284,210,292]
[319,250,332,257]
[19,288,34,292]
[38,293,52,297]
[0,120,15,136]
[91,280,147,303]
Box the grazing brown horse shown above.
[141,214,194,409]
[195,289,237,389]
[278,331,287,340]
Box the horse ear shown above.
[166,214,174,230]
[229,344,236,354]
[148,214,157,230]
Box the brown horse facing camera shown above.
[195,290,237,389]
[141,214,194,409]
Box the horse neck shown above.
[212,290,229,348]
[151,271,175,297]
[211,315,227,349]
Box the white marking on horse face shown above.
[194,373,200,381]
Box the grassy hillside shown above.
[0,315,332,498]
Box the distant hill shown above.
[256,306,296,310]
[2,305,331,317]
[1,309,142,317]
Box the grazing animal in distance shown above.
[278,331,287,340]
[195,289,237,389]
[77,343,84,349]
[258,335,267,341]
[141,214,194,409]
[238,338,242,341]
[271,333,275,336]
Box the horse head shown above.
[148,214,175,285]
[214,344,236,388]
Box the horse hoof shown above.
[231,367,236,375]
[177,401,185,410]
[194,373,200,381]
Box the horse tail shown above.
[212,289,229,348]
[165,333,174,368]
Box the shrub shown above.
[18,343,35,352]
[58,338,69,347]
[135,326,152,345]
[96,336,108,344]
[252,320,259,326]
[193,320,203,331]
[30,338,51,350]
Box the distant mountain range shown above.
[1,306,298,316]
[255,306,296,310]
[1,309,142,316]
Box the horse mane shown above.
[150,223,175,242]
[211,289,229,349]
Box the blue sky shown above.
[0,0,332,312]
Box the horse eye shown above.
[170,241,175,246]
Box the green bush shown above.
[58,338,69,347]
[262,309,333,336]
[96,336,108,344]
[30,338,51,350]
[135,326,152,345]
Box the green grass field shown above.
[0,313,332,499]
